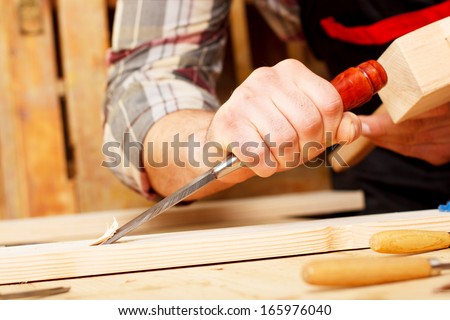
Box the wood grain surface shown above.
[0,191,364,245]
[1,209,449,285]
[1,248,449,299]
[379,17,450,122]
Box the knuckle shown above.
[215,108,237,131]
[279,129,298,145]
[291,94,323,129]
[298,111,322,134]
[233,84,257,102]
[276,58,306,70]
[319,96,342,115]
[270,120,298,144]
[249,66,278,83]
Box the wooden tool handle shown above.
[370,230,450,254]
[302,257,437,287]
[325,61,387,171]
[331,60,387,111]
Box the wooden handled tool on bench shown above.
[370,230,450,254]
[302,256,450,287]
[330,17,450,171]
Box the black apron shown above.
[298,0,450,213]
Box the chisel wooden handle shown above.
[302,257,440,287]
[370,230,450,254]
[331,60,387,112]
[326,60,386,170]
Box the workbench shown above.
[2,248,450,300]
[1,191,449,300]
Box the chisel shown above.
[370,230,450,254]
[302,257,450,287]
[102,60,387,245]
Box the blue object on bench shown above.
[438,201,450,212]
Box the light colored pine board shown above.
[2,248,449,299]
[0,0,75,217]
[56,0,150,212]
[1,209,449,285]
[0,190,364,245]
[229,0,253,84]
[379,17,450,123]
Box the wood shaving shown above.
[90,217,119,246]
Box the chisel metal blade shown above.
[102,154,240,245]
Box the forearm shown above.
[143,109,240,199]
[104,0,231,198]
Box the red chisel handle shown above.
[331,60,387,111]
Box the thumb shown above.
[359,113,394,138]
[335,112,361,144]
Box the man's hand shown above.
[206,59,361,184]
[360,103,450,165]
[145,59,362,198]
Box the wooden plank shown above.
[0,0,75,217]
[0,1,30,219]
[56,0,150,212]
[0,149,5,218]
[229,0,253,84]
[2,248,450,299]
[0,191,364,245]
[1,209,449,285]
[379,17,450,122]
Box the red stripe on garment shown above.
[107,28,226,65]
[320,0,450,45]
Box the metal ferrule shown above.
[429,258,443,276]
[213,154,242,179]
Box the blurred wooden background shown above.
[0,0,329,219]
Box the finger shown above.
[268,82,324,164]
[361,111,450,139]
[206,105,277,180]
[359,113,395,138]
[335,112,362,144]
[371,140,450,166]
[371,124,450,146]
[274,59,344,139]
[246,99,301,170]
[409,102,450,120]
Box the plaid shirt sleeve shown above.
[103,0,231,199]
[103,0,301,199]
